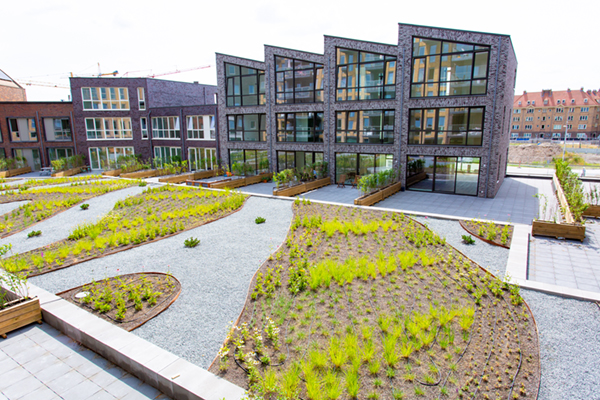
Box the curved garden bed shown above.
[57,272,181,331]
[459,219,513,249]
[209,201,540,400]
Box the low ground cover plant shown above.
[211,203,539,400]
[1,185,246,276]
[462,219,513,247]
[80,203,90,210]
[27,230,41,238]
[184,237,201,248]
[461,234,475,245]
[255,217,266,224]
[0,179,138,237]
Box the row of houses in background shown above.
[510,89,600,141]
[1,22,526,197]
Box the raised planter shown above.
[52,166,83,177]
[158,169,220,184]
[532,220,586,241]
[583,205,600,218]
[0,287,42,338]
[406,171,427,186]
[0,166,32,178]
[273,177,331,197]
[354,181,402,206]
[102,169,122,177]
[210,173,272,189]
[121,169,158,179]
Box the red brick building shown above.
[0,69,27,102]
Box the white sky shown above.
[2,0,598,101]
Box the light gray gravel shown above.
[521,289,600,400]
[0,201,30,218]
[29,196,293,368]
[412,215,510,277]
[0,185,149,256]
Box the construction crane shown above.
[145,65,211,78]
[17,80,69,89]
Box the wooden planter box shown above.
[273,177,331,197]
[406,171,427,186]
[354,181,403,206]
[583,205,600,218]
[0,288,42,338]
[121,169,158,179]
[52,166,83,177]
[102,169,122,177]
[210,173,272,189]
[159,169,221,184]
[0,166,32,178]
[532,220,586,241]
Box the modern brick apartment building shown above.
[216,23,517,197]
[511,88,600,141]
[0,69,27,102]
[0,101,75,170]
[69,77,218,170]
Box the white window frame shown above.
[151,116,180,139]
[81,87,130,110]
[523,133,532,139]
[525,116,533,121]
[581,107,589,113]
[138,87,146,110]
[510,133,519,139]
[577,133,587,139]
[88,146,134,170]
[188,147,217,171]
[153,146,182,164]
[552,133,561,139]
[513,109,521,114]
[140,117,148,140]
[186,115,215,140]
[553,124,562,130]
[578,124,587,130]
[524,125,533,130]
[85,117,133,140]
[580,115,588,121]
[511,125,519,130]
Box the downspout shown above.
[399,47,405,183]
[70,111,77,160]
[267,66,273,173]
[485,37,502,198]
[180,108,185,164]
[148,110,153,164]
[37,111,45,168]
[215,94,220,170]
[326,54,331,179]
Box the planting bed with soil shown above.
[460,220,514,248]
[0,179,139,238]
[211,200,539,400]
[2,185,246,276]
[58,272,181,331]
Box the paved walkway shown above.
[0,323,168,400]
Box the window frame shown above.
[85,117,133,140]
[408,107,484,146]
[225,63,266,107]
[186,115,215,141]
[138,87,146,110]
[227,114,267,142]
[43,117,72,141]
[335,110,395,144]
[276,112,324,143]
[81,87,130,110]
[275,56,324,104]
[151,116,181,139]
[8,117,38,142]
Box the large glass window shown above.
[335,153,393,183]
[409,107,483,146]
[88,146,134,170]
[9,118,37,142]
[48,147,74,162]
[154,146,182,164]
[13,148,41,171]
[188,147,217,171]
[81,87,129,110]
[277,151,323,171]
[227,114,267,142]
[43,118,71,141]
[336,48,396,101]
[276,112,323,142]
[85,118,133,140]
[336,110,394,144]
[406,155,480,196]
[411,38,490,97]
[228,149,269,175]
[151,117,180,139]
[275,56,324,104]
[186,115,215,140]
[225,63,266,107]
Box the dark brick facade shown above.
[0,101,75,169]
[216,23,517,197]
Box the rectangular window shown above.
[138,87,146,110]
[406,155,480,196]
[227,114,267,142]
[48,147,74,162]
[578,124,587,129]
[524,125,533,130]
[276,112,324,143]
[526,109,534,114]
[13,148,41,171]
[511,125,519,130]
[511,133,519,139]
[577,133,587,139]
[153,146,182,165]
[335,153,393,183]
[525,116,533,121]
[43,118,71,141]
[85,117,133,140]
[277,151,323,172]
[81,87,129,110]
[552,133,561,139]
[580,115,588,121]
[513,109,521,114]
[556,108,563,113]
[409,107,483,146]
[581,107,589,112]
[225,63,266,107]
[512,117,520,122]
[140,117,148,139]
[228,149,269,175]
[524,133,531,139]
[275,56,324,104]
[411,38,489,98]
[88,146,134,170]
[186,115,215,140]
[336,48,396,101]
[553,124,562,130]
[567,115,574,121]
[336,110,394,144]
[8,118,37,142]
[151,116,180,139]
[554,116,563,121]
[188,147,217,171]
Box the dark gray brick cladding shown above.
[216,23,517,197]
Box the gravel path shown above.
[29,196,293,368]
[521,289,600,400]
[0,185,149,256]
[0,200,30,218]
[412,215,510,277]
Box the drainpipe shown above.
[326,54,331,179]
[70,111,77,159]
[37,111,46,169]
[180,108,185,163]
[267,65,273,173]
[399,47,405,184]
[485,37,502,198]
[148,110,153,164]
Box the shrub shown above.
[80,203,90,210]
[138,181,147,187]
[255,216,266,224]
[461,235,475,245]
[27,230,42,238]
[184,237,200,248]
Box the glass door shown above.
[433,156,457,193]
